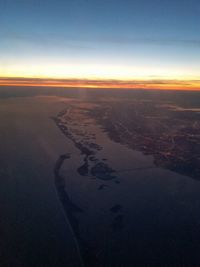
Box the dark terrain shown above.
[1,87,200,267]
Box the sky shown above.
[0,0,200,89]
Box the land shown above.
[52,93,200,181]
[52,103,118,183]
[88,99,200,180]
[1,87,200,267]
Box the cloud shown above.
[2,31,200,50]
[94,36,200,48]
[0,77,200,90]
[1,32,94,51]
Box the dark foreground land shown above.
[1,87,200,267]
[89,96,200,180]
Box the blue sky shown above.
[0,0,200,80]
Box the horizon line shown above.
[0,77,200,91]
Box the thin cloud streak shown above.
[0,77,200,90]
[100,36,200,47]
[2,32,200,50]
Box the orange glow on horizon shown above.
[0,77,200,91]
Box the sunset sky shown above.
[0,0,200,89]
